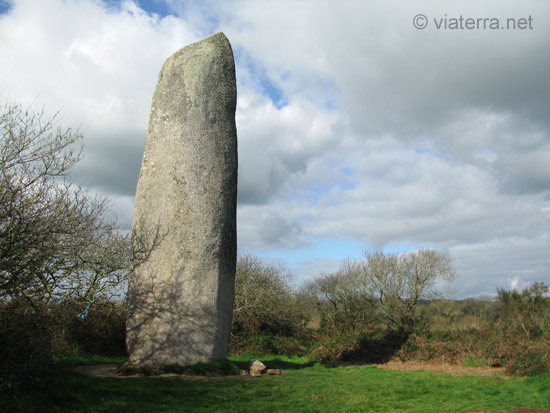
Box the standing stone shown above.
[126,32,238,367]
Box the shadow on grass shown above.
[3,356,316,411]
[117,356,315,377]
[2,369,258,412]
[119,359,243,377]
[231,358,315,371]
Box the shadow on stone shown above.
[125,32,238,368]
[126,221,226,367]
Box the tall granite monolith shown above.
[126,32,238,367]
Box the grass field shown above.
[3,354,549,412]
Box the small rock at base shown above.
[249,369,263,377]
[267,369,282,375]
[249,360,266,374]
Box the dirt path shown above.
[74,361,508,379]
[377,360,507,378]
[72,364,252,380]
[73,364,120,378]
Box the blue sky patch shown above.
[258,75,287,109]
[258,238,365,265]
[305,185,333,203]
[0,0,12,15]
[234,46,288,109]
[340,166,354,176]
[258,239,432,270]
[137,0,172,17]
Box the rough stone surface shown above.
[249,360,266,377]
[126,32,238,367]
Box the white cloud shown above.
[1,0,548,297]
[449,236,550,297]
[0,0,198,189]
[236,92,342,205]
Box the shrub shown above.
[497,282,550,339]
[233,255,308,337]
[63,301,127,356]
[339,329,411,364]
[0,300,54,393]
[309,332,360,363]
[230,255,314,356]
[308,328,410,364]
[0,298,127,394]
[395,327,511,365]
[230,332,314,357]
[506,348,550,377]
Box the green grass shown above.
[3,355,550,412]
[119,359,242,377]
[54,353,128,366]
[460,356,489,368]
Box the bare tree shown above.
[304,266,376,332]
[0,101,130,304]
[357,249,456,331]
[233,254,306,335]
[306,249,456,332]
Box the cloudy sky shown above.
[0,0,548,297]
